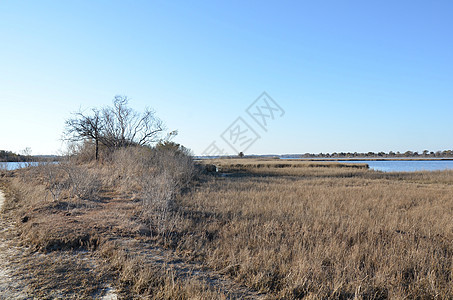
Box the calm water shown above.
[1,162,40,170]
[280,158,453,172]
[350,160,453,172]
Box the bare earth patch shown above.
[0,188,118,299]
[0,189,30,299]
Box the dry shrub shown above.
[23,162,102,203]
[66,140,97,163]
[66,140,112,163]
[152,145,196,189]
[141,170,177,234]
[34,162,69,202]
[108,146,196,235]
[108,146,155,193]
[142,147,195,234]
[61,163,101,200]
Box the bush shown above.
[37,162,69,202]
[141,170,177,233]
[152,142,196,190]
[61,163,101,200]
[108,144,196,234]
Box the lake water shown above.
[280,158,453,172]
[350,160,453,172]
[0,162,40,170]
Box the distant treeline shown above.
[0,150,60,162]
[285,150,453,159]
[0,150,28,162]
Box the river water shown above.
[280,158,453,172]
[349,160,453,172]
[0,162,39,170]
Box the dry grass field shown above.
[1,156,452,299]
[184,161,453,298]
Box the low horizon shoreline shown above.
[280,157,453,161]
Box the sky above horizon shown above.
[1,1,452,156]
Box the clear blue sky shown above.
[1,1,452,155]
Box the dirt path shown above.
[0,190,118,299]
[0,189,30,299]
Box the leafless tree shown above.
[64,95,164,160]
[100,96,164,150]
[65,108,103,160]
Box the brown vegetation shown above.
[1,156,452,298]
[183,161,453,298]
[0,146,238,298]
[204,158,369,173]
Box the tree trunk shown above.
[95,137,99,161]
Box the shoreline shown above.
[197,157,453,162]
[279,158,453,161]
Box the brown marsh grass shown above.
[205,158,369,172]
[1,157,452,298]
[176,160,453,298]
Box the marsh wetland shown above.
[0,156,452,299]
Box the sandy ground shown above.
[0,189,119,299]
[0,189,30,299]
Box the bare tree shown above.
[100,96,164,150]
[64,96,164,160]
[65,108,103,160]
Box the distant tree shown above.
[0,150,19,162]
[404,151,414,157]
[21,147,32,157]
[238,152,244,158]
[443,150,452,157]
